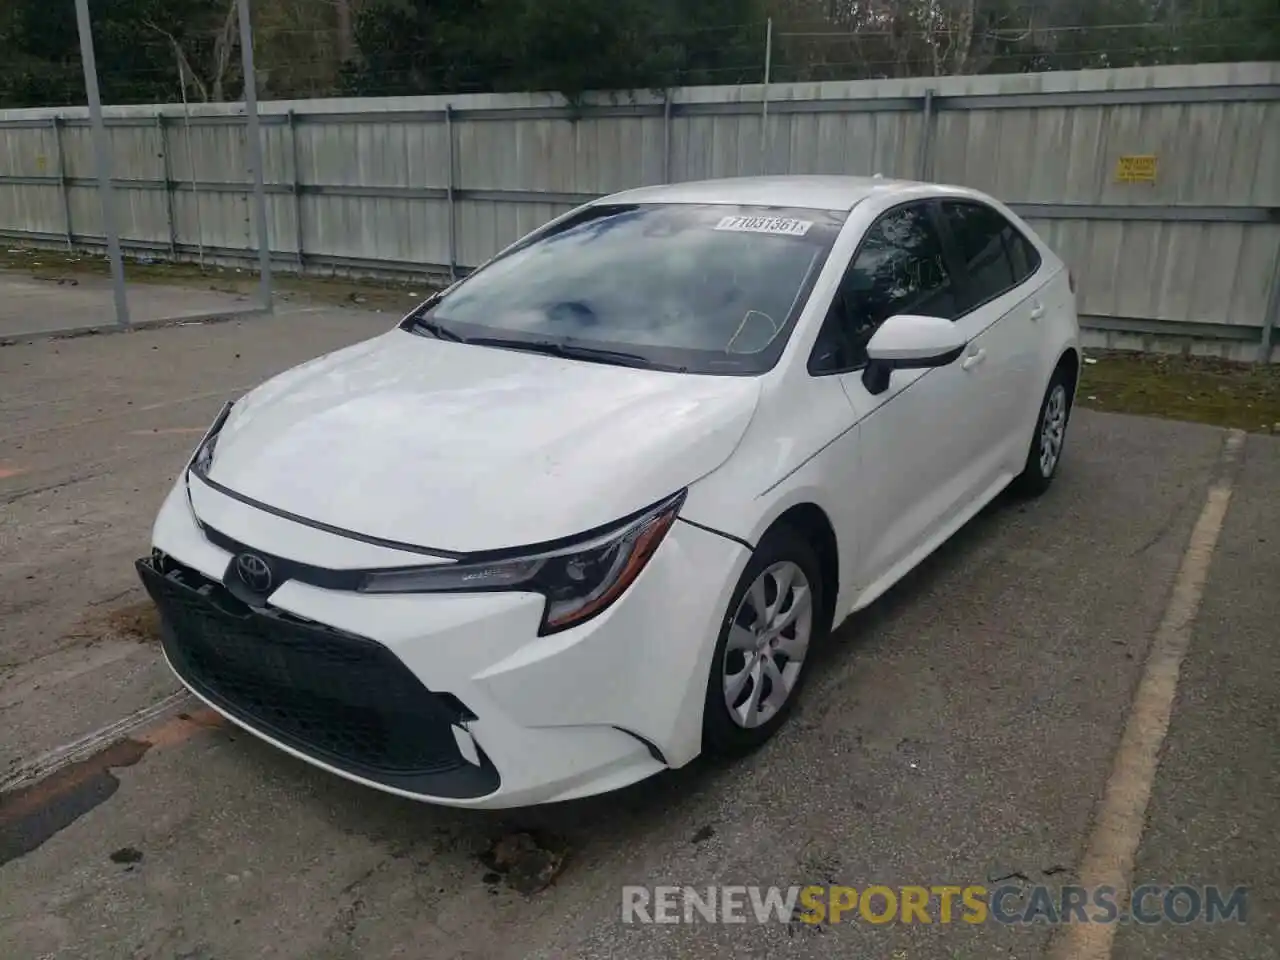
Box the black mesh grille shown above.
[137,556,477,784]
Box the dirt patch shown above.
[1077,351,1280,432]
[101,602,162,644]
[479,830,570,895]
[64,600,162,648]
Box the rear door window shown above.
[1005,226,1041,284]
[941,201,1042,313]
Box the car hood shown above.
[202,329,761,554]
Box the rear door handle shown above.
[1030,302,1046,321]
[961,348,987,371]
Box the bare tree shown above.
[210,0,242,101]
[336,0,354,61]
[144,0,241,103]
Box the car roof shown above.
[596,175,959,212]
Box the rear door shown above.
[937,199,1047,481]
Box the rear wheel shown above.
[702,526,826,757]
[1012,366,1073,497]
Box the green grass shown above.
[1077,350,1280,434]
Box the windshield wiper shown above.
[399,290,469,343]
[407,314,466,342]
[465,337,660,370]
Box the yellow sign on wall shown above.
[1115,154,1157,184]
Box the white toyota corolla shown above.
[138,175,1080,808]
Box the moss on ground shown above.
[1077,351,1280,434]
[0,244,436,313]
[3,245,1277,433]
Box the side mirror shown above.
[862,314,966,395]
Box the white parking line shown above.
[1047,428,1246,960]
[0,690,192,793]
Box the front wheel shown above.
[1011,367,1073,497]
[701,526,827,758]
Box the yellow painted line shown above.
[1046,428,1246,960]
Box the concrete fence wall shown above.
[1,61,1278,360]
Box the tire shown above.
[702,525,828,758]
[1011,365,1074,498]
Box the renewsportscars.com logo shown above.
[620,884,1249,926]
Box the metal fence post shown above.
[156,112,177,259]
[176,58,207,272]
[918,88,936,181]
[50,116,73,251]
[287,109,304,272]
[1260,244,1280,364]
[75,0,129,328]
[237,0,273,311]
[662,90,672,183]
[760,17,773,175]
[445,103,457,282]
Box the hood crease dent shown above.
[199,330,762,554]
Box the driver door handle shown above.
[1029,302,1046,321]
[961,348,987,371]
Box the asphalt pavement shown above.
[0,266,266,339]
[0,303,1276,960]
[1111,435,1280,960]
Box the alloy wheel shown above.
[1039,383,1068,478]
[722,560,813,729]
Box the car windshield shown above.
[407,202,847,375]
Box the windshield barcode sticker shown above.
[714,215,813,237]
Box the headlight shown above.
[358,490,687,634]
[189,401,234,477]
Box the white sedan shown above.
[138,175,1080,809]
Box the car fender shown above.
[682,372,860,619]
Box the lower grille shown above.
[137,555,498,797]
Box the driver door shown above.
[809,202,986,610]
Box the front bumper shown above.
[141,476,749,809]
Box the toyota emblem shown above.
[235,552,273,593]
